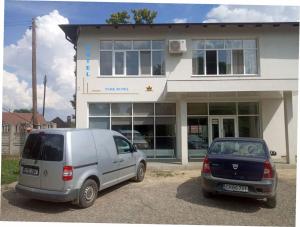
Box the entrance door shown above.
[209,116,237,144]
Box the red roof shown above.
[2,112,47,125]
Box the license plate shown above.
[223,184,248,192]
[22,167,39,176]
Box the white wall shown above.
[261,98,287,161]
[284,91,298,164]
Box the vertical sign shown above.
[85,44,91,78]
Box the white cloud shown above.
[204,5,300,22]
[3,10,75,120]
[173,18,188,23]
[3,70,71,118]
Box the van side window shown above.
[114,136,132,154]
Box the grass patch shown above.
[1,157,20,185]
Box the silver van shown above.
[15,129,147,208]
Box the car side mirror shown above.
[270,150,277,156]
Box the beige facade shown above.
[61,23,299,164]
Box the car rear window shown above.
[209,140,266,158]
[22,133,64,161]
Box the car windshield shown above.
[22,133,64,161]
[209,140,266,158]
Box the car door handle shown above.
[119,159,124,162]
[113,160,119,163]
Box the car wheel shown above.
[78,179,98,208]
[134,162,146,182]
[202,189,212,198]
[266,195,277,208]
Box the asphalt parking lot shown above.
[0,165,296,226]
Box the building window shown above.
[88,103,176,158]
[238,102,260,137]
[192,39,258,76]
[100,40,165,76]
[187,102,261,159]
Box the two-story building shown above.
[60,22,298,164]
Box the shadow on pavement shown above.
[2,180,132,214]
[176,177,267,213]
[2,189,76,214]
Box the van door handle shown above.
[119,159,124,162]
[113,160,118,163]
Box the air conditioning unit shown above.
[168,40,187,54]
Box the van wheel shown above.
[78,179,98,208]
[134,162,145,182]
[266,195,277,208]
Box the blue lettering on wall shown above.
[85,44,91,78]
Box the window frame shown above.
[192,39,259,77]
[99,40,165,77]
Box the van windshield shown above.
[22,133,64,161]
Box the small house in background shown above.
[2,112,47,128]
[51,116,72,128]
[2,112,56,156]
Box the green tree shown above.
[105,11,130,24]
[13,108,32,113]
[70,94,76,111]
[131,8,157,24]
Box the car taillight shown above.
[263,160,273,179]
[202,156,211,174]
[63,166,73,181]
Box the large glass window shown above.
[133,103,154,116]
[152,51,165,75]
[238,116,260,138]
[155,117,176,158]
[192,39,257,76]
[100,40,165,76]
[209,102,236,115]
[111,117,132,140]
[206,51,217,75]
[100,51,112,75]
[89,103,109,116]
[115,52,124,75]
[187,103,208,115]
[88,103,176,158]
[188,118,208,158]
[111,103,132,116]
[218,50,231,74]
[244,49,257,74]
[232,50,244,74]
[89,117,109,129]
[238,102,259,115]
[155,103,176,115]
[133,117,154,157]
[192,50,204,75]
[126,51,139,75]
[140,51,151,75]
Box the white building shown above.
[60,22,299,164]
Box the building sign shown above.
[85,44,91,78]
[104,87,129,92]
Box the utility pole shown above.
[42,75,47,117]
[32,18,38,128]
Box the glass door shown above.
[209,116,237,144]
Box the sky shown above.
[3,0,300,122]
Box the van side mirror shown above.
[131,144,137,152]
[270,150,277,156]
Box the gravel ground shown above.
[0,166,296,226]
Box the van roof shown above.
[30,128,123,137]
